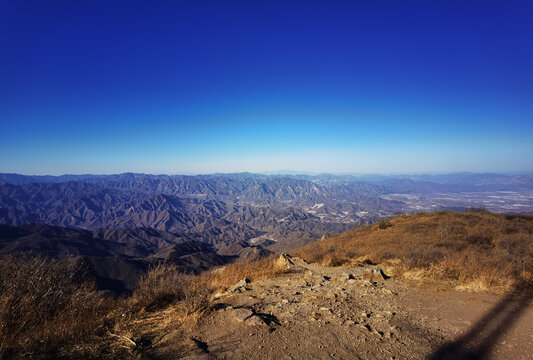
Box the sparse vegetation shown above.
[293,211,533,291]
[132,263,210,313]
[2,211,532,358]
[0,254,110,358]
[200,254,292,292]
[0,253,290,359]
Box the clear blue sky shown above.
[1,0,532,175]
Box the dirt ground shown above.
[152,257,533,359]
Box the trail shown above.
[153,257,533,359]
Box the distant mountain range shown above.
[0,172,531,291]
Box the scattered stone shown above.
[373,267,390,279]
[344,320,355,326]
[282,299,289,304]
[373,330,384,337]
[323,275,331,281]
[276,253,295,269]
[360,324,372,332]
[229,278,251,292]
[246,315,267,326]
[233,308,254,322]
[362,267,390,282]
[361,312,371,318]
[340,273,355,281]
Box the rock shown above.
[233,308,254,322]
[360,324,372,332]
[276,253,295,269]
[322,275,331,281]
[382,288,397,295]
[340,273,355,281]
[229,278,251,292]
[362,267,390,282]
[320,307,332,312]
[245,315,267,326]
[373,267,390,279]
[373,330,384,337]
[282,299,289,304]
[361,280,373,287]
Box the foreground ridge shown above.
[151,257,532,359]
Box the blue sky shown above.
[1,0,532,175]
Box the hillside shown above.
[293,211,533,291]
[0,223,238,293]
[1,173,532,254]
[2,252,531,359]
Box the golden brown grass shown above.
[292,211,533,291]
[0,254,111,359]
[199,253,292,293]
[0,253,290,359]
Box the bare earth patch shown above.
[165,257,533,359]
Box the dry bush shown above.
[293,211,533,291]
[319,253,350,267]
[0,254,109,359]
[200,254,292,293]
[131,263,210,314]
[0,253,294,359]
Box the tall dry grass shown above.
[199,254,292,292]
[293,211,533,291]
[0,253,291,359]
[0,254,109,358]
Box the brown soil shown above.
[152,258,533,359]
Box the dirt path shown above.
[157,258,533,359]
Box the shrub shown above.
[132,263,210,313]
[201,254,292,292]
[378,219,392,229]
[0,254,108,358]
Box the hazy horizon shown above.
[2,169,533,178]
[1,1,532,175]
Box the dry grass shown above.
[0,254,110,359]
[293,210,533,291]
[131,263,210,313]
[0,253,290,359]
[199,254,292,293]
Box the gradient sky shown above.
[1,1,532,175]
